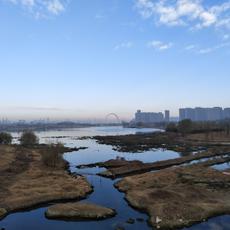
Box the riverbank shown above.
[93,131,230,153]
[0,144,92,220]
[77,147,230,178]
[86,130,230,229]
[1,127,230,230]
[115,164,230,229]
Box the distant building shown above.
[0,118,9,125]
[224,108,230,119]
[194,107,207,121]
[207,107,223,121]
[179,108,196,121]
[165,110,170,123]
[179,109,186,121]
[179,107,228,121]
[135,110,169,124]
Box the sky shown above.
[0,0,230,121]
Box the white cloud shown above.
[183,41,230,54]
[198,47,213,54]
[147,40,173,50]
[185,44,196,50]
[223,34,230,40]
[135,0,230,30]
[3,0,68,17]
[114,42,134,50]
[21,0,34,7]
[198,42,230,54]
[47,0,65,15]
[95,14,106,20]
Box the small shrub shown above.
[166,123,178,132]
[0,132,13,144]
[42,143,65,168]
[178,119,193,135]
[20,130,39,146]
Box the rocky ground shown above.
[45,202,116,220]
[0,145,92,220]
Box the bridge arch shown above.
[105,113,121,124]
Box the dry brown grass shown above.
[0,145,92,219]
[116,165,230,229]
[84,147,230,178]
[45,202,116,220]
[94,131,230,154]
[0,145,16,170]
[187,131,230,143]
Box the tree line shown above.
[166,119,230,136]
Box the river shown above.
[1,126,230,230]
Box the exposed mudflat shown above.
[93,131,230,153]
[78,147,230,178]
[0,145,92,220]
[45,202,116,220]
[115,165,230,229]
[94,132,181,152]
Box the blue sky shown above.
[0,0,230,121]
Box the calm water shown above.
[212,162,230,171]
[1,126,230,230]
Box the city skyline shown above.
[1,0,230,120]
[2,106,230,123]
[179,106,230,121]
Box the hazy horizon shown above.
[1,0,230,121]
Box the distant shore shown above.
[0,122,122,132]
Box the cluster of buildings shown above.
[179,107,230,122]
[134,110,170,124]
[0,118,10,125]
[133,107,230,125]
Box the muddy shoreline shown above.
[93,131,230,153]
[78,148,230,179]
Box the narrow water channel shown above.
[1,126,230,230]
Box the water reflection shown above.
[183,215,230,230]
[1,126,230,230]
[212,162,230,171]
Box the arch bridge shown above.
[105,113,121,124]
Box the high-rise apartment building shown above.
[179,107,229,121]
[135,110,169,124]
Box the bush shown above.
[41,143,65,168]
[20,130,39,146]
[0,132,13,144]
[166,123,178,132]
[178,119,193,135]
